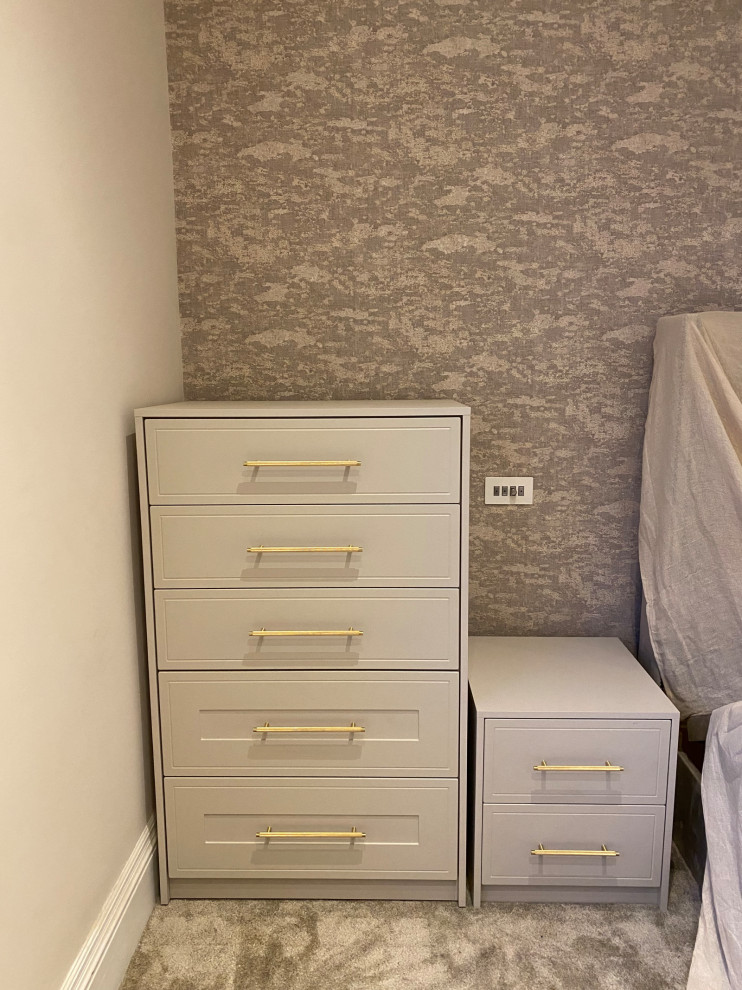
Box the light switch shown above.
[485,477,534,505]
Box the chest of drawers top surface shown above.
[136,399,471,418]
[468,637,678,720]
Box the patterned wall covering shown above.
[165,0,741,648]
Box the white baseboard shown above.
[61,817,157,990]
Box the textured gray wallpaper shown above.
[165,0,741,648]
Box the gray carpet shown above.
[121,860,700,990]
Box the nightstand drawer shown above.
[150,504,460,588]
[145,417,461,504]
[159,671,459,776]
[154,589,459,670]
[482,804,664,887]
[165,777,458,880]
[483,719,671,805]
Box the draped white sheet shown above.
[687,702,742,990]
[639,311,742,720]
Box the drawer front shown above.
[145,417,461,504]
[164,777,458,880]
[483,719,671,805]
[481,804,664,887]
[150,505,460,589]
[159,671,459,776]
[154,589,459,670]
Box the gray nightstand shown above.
[468,637,679,909]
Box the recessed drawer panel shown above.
[154,589,459,670]
[164,777,458,880]
[483,719,671,805]
[150,505,460,588]
[145,417,461,504]
[482,804,664,887]
[159,671,459,776]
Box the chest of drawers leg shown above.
[136,401,470,904]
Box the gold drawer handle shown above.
[531,843,619,857]
[244,460,361,467]
[257,826,365,839]
[250,628,363,638]
[534,760,624,772]
[248,545,362,553]
[253,722,366,734]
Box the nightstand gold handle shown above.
[244,460,361,467]
[257,826,365,839]
[250,628,363,638]
[533,760,624,772]
[531,843,619,857]
[247,545,362,553]
[253,722,365,734]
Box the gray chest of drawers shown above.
[135,400,470,904]
[468,637,679,909]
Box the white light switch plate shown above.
[485,477,534,505]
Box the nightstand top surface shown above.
[468,637,678,719]
[135,399,470,418]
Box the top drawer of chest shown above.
[144,418,461,505]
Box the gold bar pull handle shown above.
[247,545,362,554]
[531,843,619,857]
[534,760,624,772]
[257,825,365,839]
[253,722,366,734]
[250,628,363,638]
[244,460,361,467]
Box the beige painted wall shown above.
[0,3,182,989]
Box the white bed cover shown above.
[687,702,742,989]
[639,311,742,720]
